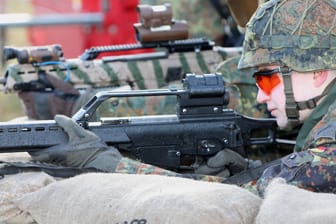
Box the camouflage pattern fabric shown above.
[115,157,226,183]
[238,0,336,72]
[215,55,268,118]
[76,54,269,120]
[243,68,336,197]
[238,0,336,196]
[96,54,271,119]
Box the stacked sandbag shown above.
[15,173,262,224]
[0,172,56,223]
[0,152,31,163]
[256,178,336,224]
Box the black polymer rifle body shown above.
[0,74,277,170]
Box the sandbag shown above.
[256,178,336,224]
[0,172,56,224]
[16,173,262,224]
[0,152,31,163]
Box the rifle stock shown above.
[0,74,277,171]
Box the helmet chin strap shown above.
[282,68,336,130]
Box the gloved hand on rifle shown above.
[29,115,122,172]
[195,149,248,178]
[29,114,248,179]
[29,115,178,177]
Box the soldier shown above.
[235,0,336,196]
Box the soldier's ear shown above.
[313,70,328,87]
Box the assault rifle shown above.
[0,73,277,171]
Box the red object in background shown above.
[28,0,84,58]
[28,0,151,58]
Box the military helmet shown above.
[238,0,336,72]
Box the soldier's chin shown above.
[275,117,288,130]
[278,118,300,131]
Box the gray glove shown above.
[195,148,247,177]
[29,115,122,172]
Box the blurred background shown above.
[0,0,240,121]
[0,0,32,120]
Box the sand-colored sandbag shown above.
[256,178,336,224]
[0,172,56,224]
[0,152,31,163]
[16,173,262,224]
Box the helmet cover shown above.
[238,0,336,72]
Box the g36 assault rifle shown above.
[0,74,277,171]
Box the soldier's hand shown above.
[195,149,247,178]
[29,115,122,171]
[17,73,79,120]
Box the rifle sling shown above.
[222,159,282,185]
[0,161,98,179]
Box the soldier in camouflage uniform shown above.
[235,0,336,196]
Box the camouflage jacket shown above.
[249,83,336,196]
